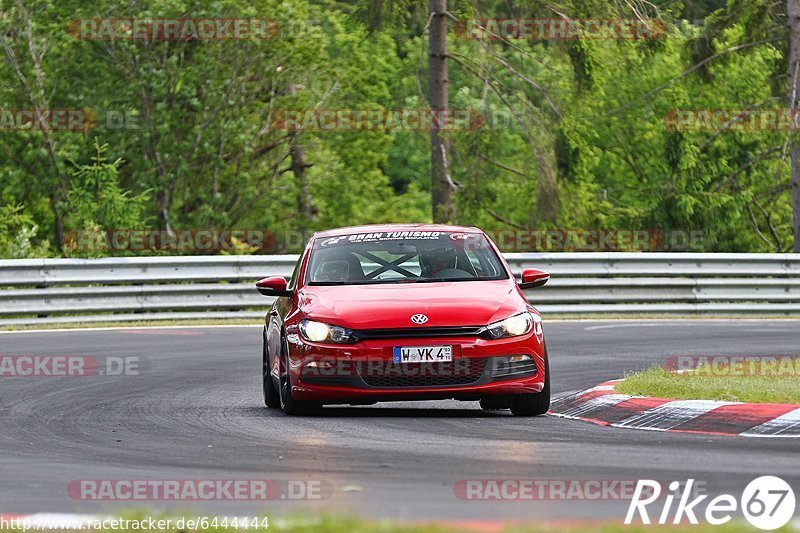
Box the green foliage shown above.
[0,0,794,256]
[67,139,150,231]
[0,205,50,258]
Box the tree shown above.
[66,139,149,232]
[428,0,455,223]
[0,0,74,247]
[0,0,796,256]
[790,0,800,251]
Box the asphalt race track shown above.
[1,320,799,523]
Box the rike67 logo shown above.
[626,476,796,530]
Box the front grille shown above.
[352,326,485,340]
[360,358,488,387]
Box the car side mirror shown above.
[256,276,293,297]
[519,268,550,289]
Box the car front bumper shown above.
[285,330,546,403]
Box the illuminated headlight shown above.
[298,319,355,344]
[485,312,533,339]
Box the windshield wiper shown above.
[415,277,477,283]
[309,277,487,286]
[309,278,420,285]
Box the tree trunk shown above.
[290,137,314,230]
[790,0,800,252]
[50,193,64,248]
[428,0,454,223]
[156,189,173,234]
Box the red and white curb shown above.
[549,380,800,437]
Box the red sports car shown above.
[257,224,551,416]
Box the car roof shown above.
[312,224,483,238]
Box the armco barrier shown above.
[0,253,798,325]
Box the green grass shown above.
[616,365,800,404]
[236,517,787,533]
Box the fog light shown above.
[305,360,335,370]
[491,355,538,378]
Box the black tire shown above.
[278,336,319,416]
[479,397,511,411]
[510,348,551,417]
[262,334,280,408]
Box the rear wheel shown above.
[262,335,280,408]
[278,336,319,416]
[510,348,551,417]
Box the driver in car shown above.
[419,247,460,278]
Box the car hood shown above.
[297,280,525,329]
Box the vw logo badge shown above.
[410,313,429,325]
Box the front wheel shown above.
[510,348,551,417]
[279,337,319,416]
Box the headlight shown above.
[485,312,533,339]
[298,319,355,344]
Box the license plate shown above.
[393,345,453,363]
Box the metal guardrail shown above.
[0,253,799,325]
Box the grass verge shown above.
[262,517,783,532]
[616,365,800,404]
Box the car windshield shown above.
[306,231,508,285]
